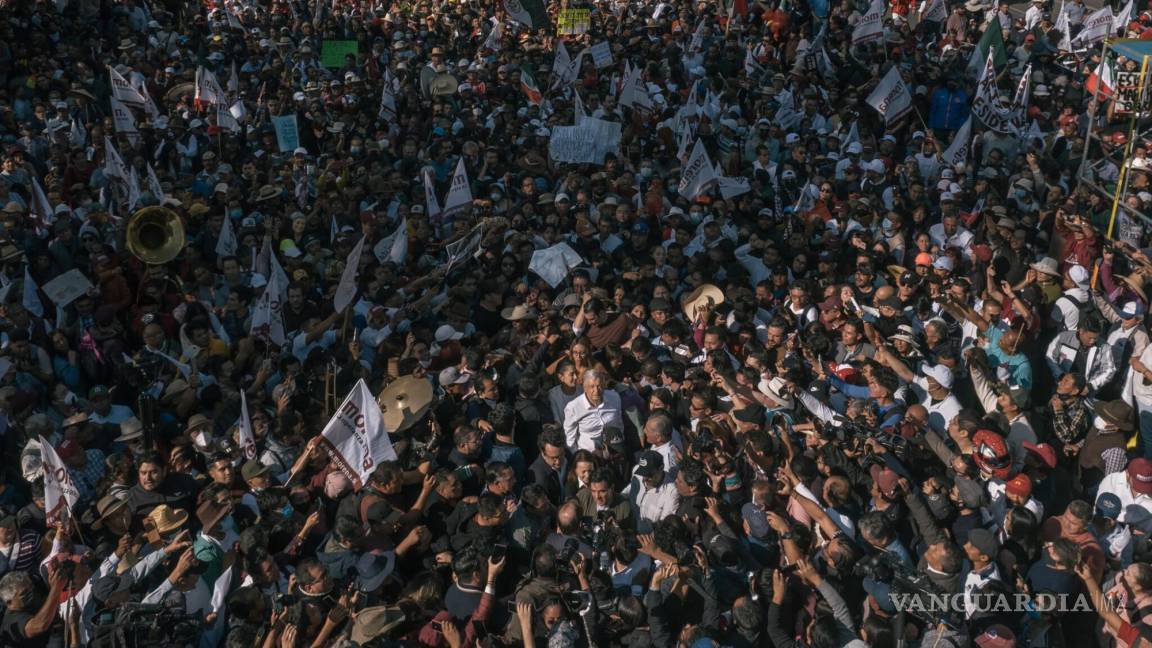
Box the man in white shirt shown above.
[622,451,680,533]
[1096,458,1152,535]
[563,370,622,452]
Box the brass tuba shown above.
[125,206,185,265]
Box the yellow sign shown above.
[557,9,590,35]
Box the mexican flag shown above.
[521,67,543,105]
[967,21,1008,75]
[1086,56,1115,98]
[504,0,548,28]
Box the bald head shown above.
[557,501,580,534]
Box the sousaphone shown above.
[126,206,186,265]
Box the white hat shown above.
[1069,264,1090,288]
[249,273,268,289]
[940,191,955,202]
[438,366,470,385]
[756,376,794,410]
[1121,302,1147,319]
[785,133,801,145]
[912,130,926,139]
[434,325,463,342]
[933,256,955,271]
[293,147,308,156]
[846,142,863,154]
[920,363,955,390]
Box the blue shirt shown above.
[985,325,1033,390]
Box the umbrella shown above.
[529,242,585,288]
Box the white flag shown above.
[442,158,473,216]
[378,79,397,124]
[30,177,54,228]
[108,65,145,107]
[1075,6,1114,45]
[228,61,240,99]
[195,66,228,106]
[690,19,706,52]
[1007,65,1032,134]
[941,117,973,167]
[970,52,1013,134]
[70,118,86,149]
[126,167,142,212]
[318,379,398,490]
[333,236,365,313]
[22,267,43,319]
[919,0,947,23]
[852,0,886,45]
[216,213,238,258]
[40,437,80,525]
[483,17,503,52]
[678,139,718,200]
[553,42,575,89]
[619,63,653,110]
[574,90,588,125]
[1054,3,1072,51]
[229,100,247,124]
[1024,119,1046,147]
[866,66,914,125]
[103,137,130,180]
[840,120,861,154]
[217,104,242,133]
[146,163,165,201]
[374,218,409,265]
[238,391,257,460]
[423,169,442,220]
[717,174,751,199]
[109,97,138,142]
[1116,0,1134,33]
[249,265,286,345]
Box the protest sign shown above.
[548,118,622,164]
[557,9,591,35]
[41,269,94,307]
[321,40,359,68]
[590,41,613,68]
[41,437,79,525]
[271,114,300,152]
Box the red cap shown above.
[1128,458,1152,495]
[914,252,933,267]
[976,625,1017,648]
[56,439,81,461]
[1023,442,1057,470]
[1006,474,1032,500]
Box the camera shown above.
[557,538,580,564]
[852,554,895,582]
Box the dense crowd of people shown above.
[3,0,1152,646]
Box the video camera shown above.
[837,419,911,461]
[853,553,963,628]
[90,602,202,648]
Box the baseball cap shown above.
[635,451,664,478]
[1022,442,1057,470]
[967,528,1001,560]
[1128,458,1152,495]
[1096,492,1123,520]
[920,363,954,389]
[976,625,1016,648]
[438,366,470,386]
[1006,474,1032,500]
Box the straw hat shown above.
[681,284,725,321]
[146,505,189,535]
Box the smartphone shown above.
[430,621,443,633]
[491,543,507,562]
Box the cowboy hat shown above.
[757,376,794,410]
[1028,257,1060,277]
[163,82,196,104]
[67,88,97,101]
[350,606,406,644]
[428,73,459,96]
[1117,274,1149,304]
[146,505,188,535]
[0,243,23,263]
[378,375,434,435]
[90,494,128,531]
[255,185,280,202]
[500,304,537,321]
[681,284,725,321]
[116,417,144,442]
[1094,399,1135,431]
[886,264,909,282]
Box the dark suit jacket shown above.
[527,455,564,505]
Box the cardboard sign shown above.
[271,114,299,152]
[41,269,94,307]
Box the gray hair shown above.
[0,571,31,606]
[582,369,603,384]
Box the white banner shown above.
[971,52,1014,134]
[334,236,365,313]
[103,137,130,180]
[238,390,257,460]
[866,67,913,125]
[717,174,751,199]
[318,379,397,490]
[40,437,79,525]
[548,118,622,164]
[852,0,886,45]
[678,139,718,200]
[1116,0,1134,33]
[920,0,947,23]
[1075,6,1115,45]
[195,66,228,106]
[374,218,408,265]
[216,212,238,258]
[443,158,473,216]
[422,169,442,219]
[110,97,138,143]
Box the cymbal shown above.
[378,375,433,433]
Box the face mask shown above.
[350,146,362,155]
[230,208,242,218]
[640,167,653,179]
[689,210,703,224]
[1015,190,1029,199]
[491,192,502,201]
[483,398,498,408]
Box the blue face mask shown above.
[230,208,243,219]
[1015,190,1029,199]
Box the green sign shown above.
[321,40,359,68]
